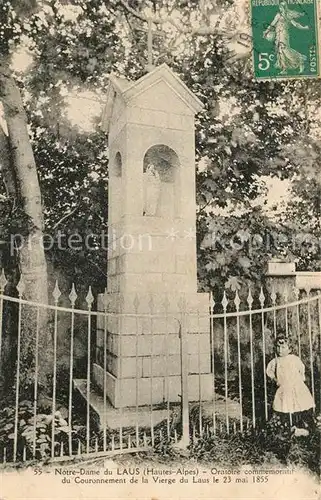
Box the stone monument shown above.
[266,259,321,297]
[93,63,212,410]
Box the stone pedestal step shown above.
[73,379,245,431]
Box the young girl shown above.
[266,334,315,435]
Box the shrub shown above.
[0,401,72,460]
[189,414,321,476]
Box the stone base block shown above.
[74,378,173,429]
[74,379,244,431]
[97,315,210,336]
[94,352,211,378]
[93,363,213,408]
[96,330,210,358]
[296,272,321,291]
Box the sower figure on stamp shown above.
[263,1,309,74]
[266,333,315,437]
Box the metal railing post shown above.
[177,298,190,449]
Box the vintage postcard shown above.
[0,1,320,499]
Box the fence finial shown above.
[53,280,61,303]
[271,286,277,305]
[0,269,7,292]
[259,287,265,307]
[283,286,289,303]
[209,291,215,310]
[247,288,253,309]
[17,277,25,297]
[85,286,94,308]
[69,283,77,306]
[234,290,241,311]
[221,291,228,311]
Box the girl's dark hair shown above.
[274,331,292,352]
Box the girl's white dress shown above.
[266,354,315,413]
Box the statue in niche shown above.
[143,163,161,216]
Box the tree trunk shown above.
[0,124,18,392]
[0,125,17,199]
[0,63,52,394]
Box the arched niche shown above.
[109,151,122,222]
[111,151,122,177]
[143,145,180,218]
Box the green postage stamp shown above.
[251,0,320,79]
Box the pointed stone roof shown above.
[102,64,204,132]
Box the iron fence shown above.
[0,274,320,465]
[208,287,321,436]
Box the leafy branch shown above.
[117,0,246,39]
